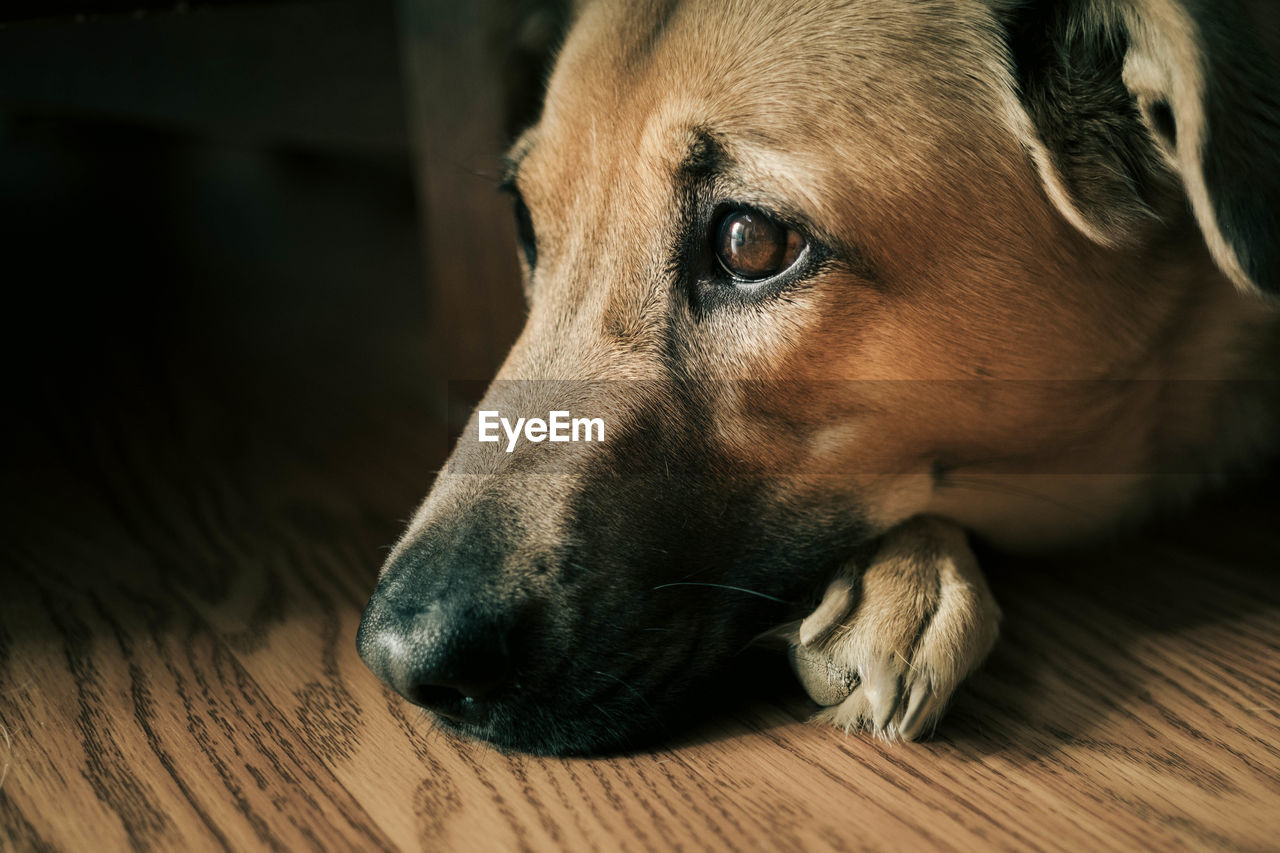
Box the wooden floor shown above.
[3,131,1280,853]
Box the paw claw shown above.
[898,681,938,741]
[862,656,901,732]
[799,576,855,647]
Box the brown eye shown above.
[714,209,804,281]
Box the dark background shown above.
[0,0,566,541]
[2,1,429,471]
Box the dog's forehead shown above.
[525,0,1021,214]
[508,0,1052,375]
[549,0,1009,124]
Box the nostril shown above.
[407,669,507,710]
[412,647,511,702]
[451,673,506,701]
[357,587,520,717]
[362,608,514,712]
[409,683,468,715]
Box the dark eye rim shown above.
[697,202,825,303]
[513,194,538,270]
[500,182,538,270]
[712,206,806,285]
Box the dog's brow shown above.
[499,154,523,191]
[500,133,537,191]
[677,128,729,180]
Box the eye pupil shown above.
[715,210,802,281]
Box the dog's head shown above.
[359,0,1278,754]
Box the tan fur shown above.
[489,0,1273,534]
[384,0,1278,744]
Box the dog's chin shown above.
[423,694,669,756]
[433,710,645,756]
[416,644,796,756]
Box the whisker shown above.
[0,721,11,792]
[593,669,658,717]
[593,702,625,729]
[652,582,790,604]
[750,620,801,648]
[942,475,1111,524]
[566,560,599,577]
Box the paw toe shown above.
[788,644,855,706]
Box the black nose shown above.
[357,595,513,714]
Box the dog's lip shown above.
[425,670,652,726]
[406,690,498,725]
[431,709,466,727]
[431,707,465,723]
[427,690,650,754]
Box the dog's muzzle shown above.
[354,385,870,754]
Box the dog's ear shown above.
[997,0,1280,295]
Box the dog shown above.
[357,0,1279,755]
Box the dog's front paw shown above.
[788,517,1000,741]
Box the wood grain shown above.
[4,278,1280,852]
[3,21,1280,847]
[4,392,1280,852]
